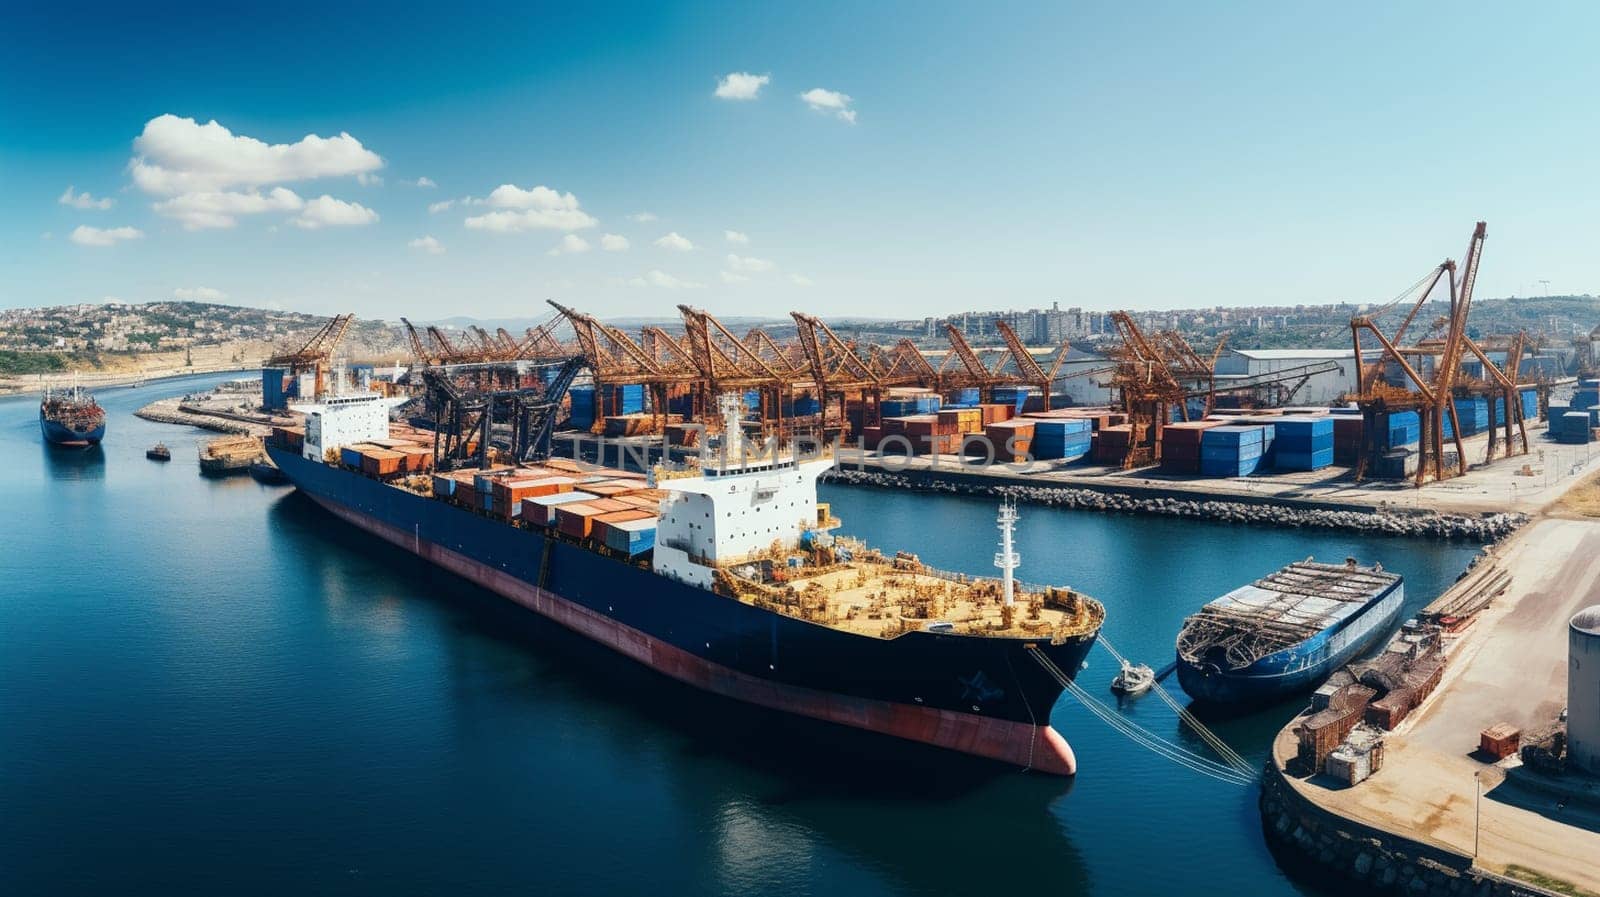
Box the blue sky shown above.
[2,2,1597,320]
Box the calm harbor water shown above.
[1,375,1483,896]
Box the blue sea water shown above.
[0,374,1481,896]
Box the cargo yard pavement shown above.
[1272,516,1600,895]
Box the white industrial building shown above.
[1570,605,1600,777]
[1213,349,1360,406]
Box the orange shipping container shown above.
[360,449,404,476]
[555,503,607,539]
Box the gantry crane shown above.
[266,312,355,401]
[1106,311,1186,468]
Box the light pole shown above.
[1474,770,1483,859]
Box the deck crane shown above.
[266,312,356,401]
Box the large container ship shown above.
[39,385,106,447]
[268,392,1104,774]
[1174,559,1403,705]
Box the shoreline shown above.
[0,365,258,397]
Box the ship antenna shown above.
[994,497,1021,607]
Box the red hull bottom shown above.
[308,494,1077,776]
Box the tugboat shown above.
[146,442,172,461]
[1110,660,1155,696]
[40,383,106,447]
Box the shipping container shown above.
[604,516,658,556]
[521,491,598,526]
[555,502,608,539]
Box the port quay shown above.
[12,8,1600,896]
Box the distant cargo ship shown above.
[39,385,106,447]
[1174,559,1403,705]
[268,392,1104,774]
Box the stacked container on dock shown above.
[1159,420,1223,474]
[1450,397,1489,437]
[1094,424,1131,464]
[1273,416,1335,471]
[1031,418,1092,461]
[984,419,1035,462]
[1199,425,1268,477]
[990,385,1038,413]
[1519,386,1539,422]
[1332,415,1364,465]
[1553,410,1593,444]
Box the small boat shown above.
[1110,661,1155,696]
[1175,557,1404,706]
[146,442,171,461]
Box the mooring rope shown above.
[1027,647,1253,787]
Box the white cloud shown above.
[408,235,445,255]
[790,273,814,287]
[153,187,304,230]
[548,234,591,256]
[291,195,379,229]
[724,229,749,245]
[654,231,694,251]
[463,184,597,231]
[356,172,384,187]
[600,233,630,251]
[128,114,383,195]
[70,225,143,247]
[413,176,437,188]
[427,199,455,214]
[173,286,228,301]
[725,253,774,274]
[59,186,113,210]
[628,211,658,222]
[714,72,770,100]
[800,88,857,123]
[628,270,703,290]
[720,271,749,284]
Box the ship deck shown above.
[721,554,1103,642]
[1177,560,1401,667]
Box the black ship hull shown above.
[268,445,1098,774]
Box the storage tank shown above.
[1571,605,1600,776]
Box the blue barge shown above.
[1174,559,1404,706]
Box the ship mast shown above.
[994,498,1020,606]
